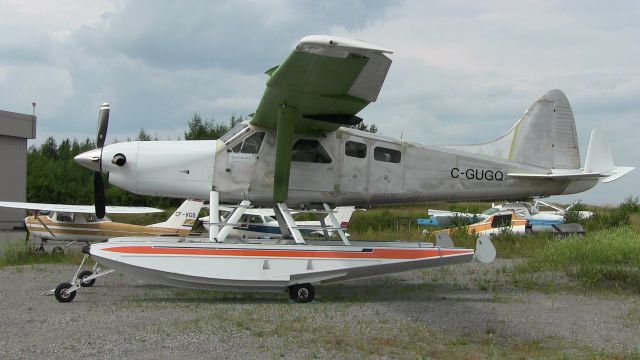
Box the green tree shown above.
[136,128,152,141]
[350,122,378,133]
[184,113,240,140]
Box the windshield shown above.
[219,122,250,144]
[482,207,500,216]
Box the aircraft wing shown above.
[427,209,479,219]
[250,35,393,202]
[251,35,393,134]
[0,201,164,214]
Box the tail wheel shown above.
[78,270,96,287]
[52,246,64,255]
[289,283,315,303]
[54,283,76,303]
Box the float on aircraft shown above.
[50,35,634,303]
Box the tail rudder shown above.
[150,199,204,230]
[323,206,356,228]
[447,89,580,170]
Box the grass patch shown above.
[520,227,640,292]
[0,239,84,268]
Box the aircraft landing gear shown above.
[45,254,114,303]
[78,270,96,287]
[54,283,76,303]
[289,283,315,303]
[52,246,64,255]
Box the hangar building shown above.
[0,109,36,230]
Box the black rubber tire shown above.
[54,283,76,303]
[289,283,315,303]
[78,270,95,287]
[52,246,64,255]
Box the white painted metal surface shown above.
[89,238,475,292]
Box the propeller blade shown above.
[96,103,110,148]
[94,173,106,218]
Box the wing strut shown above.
[273,104,298,202]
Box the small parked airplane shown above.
[200,206,356,239]
[0,200,203,253]
[439,211,528,236]
[52,35,634,303]
[428,200,593,231]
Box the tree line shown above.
[27,115,377,208]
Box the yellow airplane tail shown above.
[149,199,204,231]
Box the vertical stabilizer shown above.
[150,199,204,230]
[323,206,356,228]
[446,89,581,170]
[510,89,580,169]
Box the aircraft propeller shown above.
[92,104,109,218]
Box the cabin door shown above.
[340,136,369,193]
[368,141,405,194]
[217,131,265,197]
[289,138,336,192]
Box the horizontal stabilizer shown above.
[508,129,634,183]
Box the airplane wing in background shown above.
[0,201,164,214]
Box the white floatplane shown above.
[51,35,632,303]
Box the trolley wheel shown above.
[54,283,76,303]
[289,283,315,303]
[78,270,95,287]
[52,246,64,255]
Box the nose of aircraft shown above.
[74,148,102,172]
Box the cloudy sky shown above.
[1,0,638,205]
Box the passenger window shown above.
[291,139,332,163]
[491,214,512,228]
[345,141,367,158]
[231,132,265,154]
[374,147,401,163]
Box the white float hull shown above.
[90,238,475,292]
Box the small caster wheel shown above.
[54,283,76,303]
[78,270,95,287]
[289,283,315,303]
[52,246,64,255]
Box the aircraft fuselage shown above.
[94,123,596,206]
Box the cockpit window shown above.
[292,139,332,163]
[482,208,499,216]
[220,122,250,143]
[231,132,265,154]
[56,212,73,222]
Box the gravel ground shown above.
[1,255,639,359]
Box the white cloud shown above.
[2,0,638,204]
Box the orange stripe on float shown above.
[102,246,474,259]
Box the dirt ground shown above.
[1,249,639,359]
